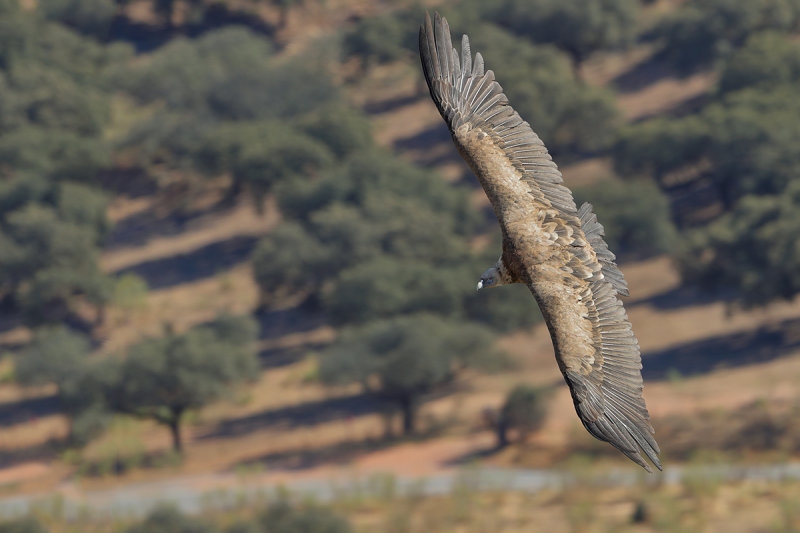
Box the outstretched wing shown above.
[419,12,660,471]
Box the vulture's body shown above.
[420,13,661,471]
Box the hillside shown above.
[2,0,800,515]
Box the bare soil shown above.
[2,0,796,498]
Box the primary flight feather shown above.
[419,13,661,471]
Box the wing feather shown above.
[421,14,574,220]
[420,13,660,471]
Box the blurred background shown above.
[1,0,800,530]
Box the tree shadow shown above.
[0,395,64,468]
[258,306,327,342]
[661,175,724,228]
[256,307,331,369]
[227,419,453,473]
[363,93,422,114]
[108,6,276,53]
[105,199,236,251]
[0,300,24,338]
[185,3,276,40]
[107,16,175,53]
[629,284,738,311]
[612,54,682,94]
[97,167,159,199]
[200,392,388,440]
[441,442,502,467]
[113,235,259,290]
[232,435,395,473]
[610,53,714,122]
[393,124,456,161]
[642,317,800,380]
[0,438,65,469]
[0,395,60,427]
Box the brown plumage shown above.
[420,13,661,471]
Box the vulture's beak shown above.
[476,280,483,291]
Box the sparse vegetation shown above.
[6,474,800,532]
[496,384,550,447]
[320,314,499,434]
[0,516,47,533]
[108,315,259,453]
[1,1,800,528]
[123,506,218,533]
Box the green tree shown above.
[110,315,259,453]
[0,13,120,183]
[323,257,470,324]
[251,222,332,306]
[497,384,550,448]
[0,516,47,533]
[14,325,91,393]
[465,24,620,155]
[259,500,353,533]
[15,326,116,444]
[63,357,119,445]
[0,201,111,325]
[118,28,334,122]
[112,274,149,312]
[117,26,275,115]
[118,113,214,172]
[205,312,260,345]
[702,87,800,207]
[275,151,479,232]
[0,127,111,182]
[320,314,498,434]
[125,506,218,533]
[208,62,337,121]
[56,182,111,242]
[573,179,677,258]
[475,0,640,66]
[116,27,344,201]
[718,31,800,95]
[341,8,421,67]
[678,185,800,307]
[297,103,374,159]
[0,175,48,216]
[257,152,479,310]
[653,0,800,72]
[40,0,117,38]
[613,116,708,185]
[616,87,800,211]
[198,120,334,203]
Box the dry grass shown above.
[337,476,800,533]
[20,474,800,532]
[617,70,717,120]
[2,0,798,502]
[102,197,279,273]
[6,219,800,497]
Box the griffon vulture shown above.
[420,13,661,471]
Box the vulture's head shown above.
[477,267,501,291]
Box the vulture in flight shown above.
[419,13,661,471]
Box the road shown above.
[2,462,800,520]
